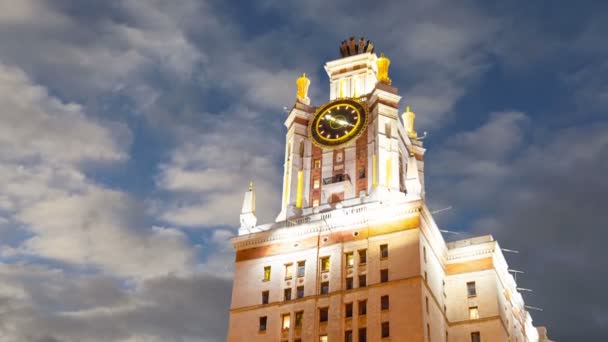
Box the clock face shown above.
[309,98,368,147]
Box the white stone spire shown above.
[239,181,257,233]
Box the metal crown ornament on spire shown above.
[402,105,418,138]
[377,53,392,85]
[296,73,310,101]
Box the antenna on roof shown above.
[431,206,452,215]
[502,248,520,254]
[439,229,461,235]
[416,131,428,140]
[525,305,543,312]
[517,287,533,292]
[508,269,524,282]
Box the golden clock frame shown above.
[308,96,370,149]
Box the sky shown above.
[0,0,606,341]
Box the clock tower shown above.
[274,42,425,224]
[228,38,550,342]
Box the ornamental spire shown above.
[402,105,417,138]
[296,73,310,104]
[377,53,392,85]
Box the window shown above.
[380,269,389,283]
[426,296,429,314]
[381,295,389,310]
[358,249,367,264]
[346,277,354,290]
[345,330,353,342]
[471,332,481,342]
[345,302,353,318]
[381,322,390,338]
[423,246,427,263]
[469,306,479,320]
[312,199,319,207]
[319,307,328,322]
[284,288,292,301]
[358,167,366,179]
[320,256,330,272]
[281,313,290,331]
[263,266,271,281]
[427,324,431,342]
[297,261,306,277]
[259,316,267,331]
[297,285,304,299]
[262,290,269,304]
[285,263,293,279]
[345,252,354,268]
[358,300,367,315]
[295,311,303,328]
[358,274,366,287]
[380,244,388,259]
[320,335,328,342]
[358,327,367,342]
[313,178,320,189]
[320,281,329,295]
[467,281,477,297]
[314,159,321,169]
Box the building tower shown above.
[228,38,551,342]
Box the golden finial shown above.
[296,73,310,101]
[377,53,392,85]
[402,106,417,138]
[249,181,253,191]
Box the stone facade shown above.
[228,45,550,342]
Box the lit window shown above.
[295,311,303,328]
[345,302,353,318]
[358,300,367,315]
[320,281,329,295]
[312,199,320,207]
[345,252,354,268]
[380,269,388,283]
[284,288,292,301]
[320,256,330,272]
[467,281,477,297]
[297,261,306,277]
[319,307,328,322]
[358,327,367,342]
[358,249,367,264]
[380,244,388,259]
[281,313,290,331]
[313,178,320,189]
[381,321,390,338]
[320,335,328,342]
[259,316,267,331]
[285,263,293,279]
[471,332,481,342]
[297,285,304,299]
[358,167,366,179]
[262,291,269,304]
[358,274,366,287]
[345,330,353,342]
[314,159,321,168]
[469,306,479,320]
[346,277,353,290]
[263,266,271,281]
[381,295,389,310]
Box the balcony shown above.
[323,173,351,185]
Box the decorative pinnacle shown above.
[376,53,392,85]
[249,181,253,191]
[296,72,311,100]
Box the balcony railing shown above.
[323,173,350,185]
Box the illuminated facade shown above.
[228,38,551,342]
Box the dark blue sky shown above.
[0,0,606,340]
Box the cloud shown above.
[427,113,608,340]
[0,264,231,342]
